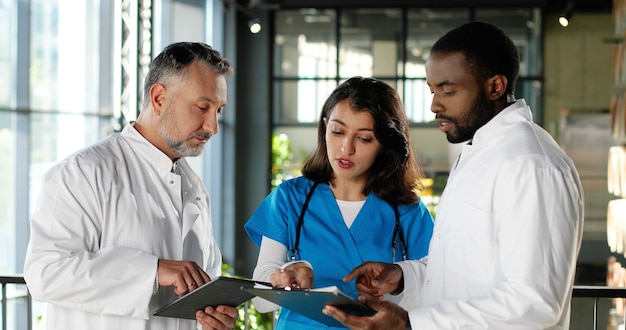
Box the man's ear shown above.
[486,74,508,101]
[150,83,167,116]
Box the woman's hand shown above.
[270,261,314,289]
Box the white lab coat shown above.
[399,99,584,329]
[24,123,222,330]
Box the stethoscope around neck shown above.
[288,181,408,262]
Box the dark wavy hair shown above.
[431,21,520,98]
[142,42,233,108]
[301,76,424,205]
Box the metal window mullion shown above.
[593,297,598,330]
[119,0,139,124]
[100,0,115,130]
[2,283,6,330]
[13,1,32,330]
[137,0,153,115]
[335,8,340,83]
[14,0,31,276]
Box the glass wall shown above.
[29,0,112,211]
[1,0,230,326]
[2,0,114,327]
[273,9,338,125]
[271,6,543,206]
[273,7,541,127]
[0,0,15,276]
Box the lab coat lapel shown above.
[181,188,206,237]
[179,161,207,238]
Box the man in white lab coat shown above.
[323,21,584,330]
[24,42,237,330]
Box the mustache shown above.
[436,114,455,122]
[190,132,212,140]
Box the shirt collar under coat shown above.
[470,98,531,148]
[122,122,178,174]
[120,122,209,237]
[120,122,207,198]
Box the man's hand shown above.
[323,298,409,330]
[344,262,403,300]
[157,259,211,296]
[196,305,238,330]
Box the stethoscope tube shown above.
[289,181,407,262]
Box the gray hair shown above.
[142,42,233,108]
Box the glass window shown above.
[404,78,433,123]
[30,0,103,114]
[405,9,470,123]
[29,113,111,203]
[2,0,225,326]
[405,8,470,79]
[476,8,543,122]
[274,9,337,78]
[0,0,11,108]
[270,127,317,188]
[476,8,542,77]
[271,6,545,195]
[1,0,110,278]
[28,0,110,213]
[0,0,14,276]
[339,9,402,78]
[0,112,15,274]
[273,79,338,124]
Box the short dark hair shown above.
[431,21,520,98]
[302,76,423,205]
[142,42,233,108]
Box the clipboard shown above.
[244,285,377,327]
[153,276,270,320]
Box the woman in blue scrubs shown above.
[244,76,435,329]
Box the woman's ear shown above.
[486,74,508,101]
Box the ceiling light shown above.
[559,0,574,28]
[248,18,262,34]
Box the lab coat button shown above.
[196,197,201,201]
[169,180,174,184]
[426,280,430,285]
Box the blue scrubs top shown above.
[245,176,434,329]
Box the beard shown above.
[159,105,210,157]
[442,91,496,144]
